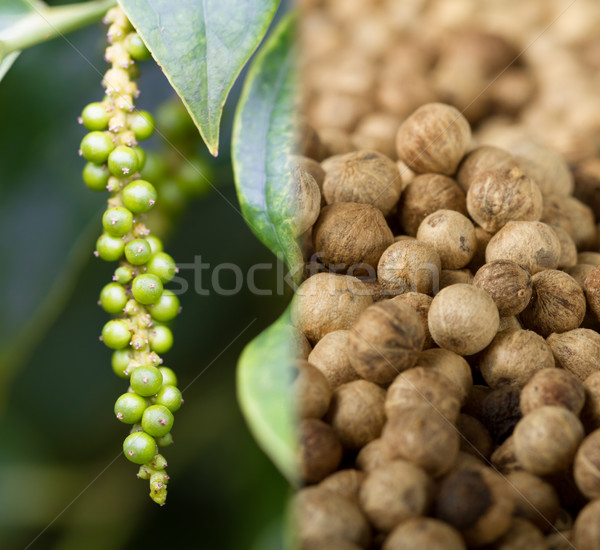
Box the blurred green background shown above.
[0,6,291,550]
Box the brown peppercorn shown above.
[520,270,586,337]
[312,203,393,274]
[299,418,343,484]
[473,260,532,316]
[482,385,523,443]
[321,150,401,215]
[479,329,555,389]
[486,518,547,550]
[584,265,600,320]
[490,435,523,474]
[428,284,499,355]
[355,438,391,472]
[498,315,523,332]
[485,221,561,274]
[505,471,560,532]
[513,406,584,475]
[325,380,386,449]
[396,103,471,175]
[292,273,373,343]
[307,330,360,389]
[574,429,600,500]
[573,499,600,550]
[293,360,332,419]
[512,142,574,197]
[288,324,312,359]
[456,145,517,192]
[383,405,460,477]
[466,166,542,234]
[292,486,371,548]
[578,252,600,266]
[434,466,514,546]
[389,292,434,348]
[582,371,600,430]
[456,414,493,459]
[348,300,424,385]
[291,154,326,193]
[398,173,467,236]
[416,209,476,269]
[383,517,466,550]
[520,368,585,416]
[377,240,442,295]
[318,469,365,505]
[546,328,600,381]
[385,366,462,422]
[289,166,322,237]
[439,268,474,290]
[416,348,473,403]
[359,459,432,532]
[554,226,578,269]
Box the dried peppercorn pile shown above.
[290,81,600,550]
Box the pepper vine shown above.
[78,6,183,506]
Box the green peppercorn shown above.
[126,32,151,61]
[102,206,133,237]
[149,325,173,354]
[130,111,155,141]
[80,131,115,163]
[124,238,152,265]
[130,365,163,396]
[133,146,146,170]
[114,266,134,284]
[132,273,163,304]
[101,319,131,349]
[159,367,177,387]
[115,392,148,423]
[99,282,128,314]
[155,385,183,412]
[122,180,157,213]
[112,349,132,379]
[81,102,110,131]
[145,235,163,255]
[156,433,173,447]
[142,404,174,437]
[96,233,124,261]
[150,290,180,322]
[123,431,156,464]
[147,252,176,283]
[108,145,140,176]
[82,162,110,191]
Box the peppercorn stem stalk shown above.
[0,0,117,63]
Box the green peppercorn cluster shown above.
[79,6,183,506]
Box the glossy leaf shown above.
[232,14,302,279]
[237,310,298,485]
[118,0,280,156]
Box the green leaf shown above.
[118,0,280,156]
[232,13,302,279]
[233,15,300,484]
[237,310,298,485]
